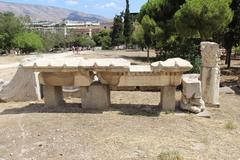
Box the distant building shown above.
[26,20,113,37]
[26,21,61,33]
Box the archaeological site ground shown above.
[0,46,239,160]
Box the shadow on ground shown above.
[119,55,157,64]
[0,103,163,117]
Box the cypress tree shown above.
[124,0,132,48]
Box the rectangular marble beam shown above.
[43,85,64,107]
[160,86,176,111]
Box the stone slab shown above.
[219,87,235,94]
[196,110,211,118]
[80,82,110,110]
[160,86,176,111]
[43,86,64,107]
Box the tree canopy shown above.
[75,36,96,48]
[139,0,185,48]
[111,14,124,47]
[223,0,240,68]
[12,31,43,53]
[174,0,233,40]
[0,12,24,52]
[93,29,112,49]
[124,0,132,48]
[131,22,145,49]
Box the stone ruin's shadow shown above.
[0,103,162,117]
[119,55,157,64]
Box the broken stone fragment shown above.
[180,74,205,114]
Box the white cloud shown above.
[94,2,123,10]
[65,0,79,5]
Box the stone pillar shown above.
[80,82,110,110]
[43,85,64,107]
[89,28,92,38]
[160,86,176,111]
[200,42,221,107]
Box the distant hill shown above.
[0,1,109,22]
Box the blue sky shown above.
[2,0,148,18]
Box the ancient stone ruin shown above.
[0,41,221,114]
[180,74,205,113]
[21,57,193,111]
[200,42,221,107]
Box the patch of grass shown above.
[184,115,194,121]
[158,151,184,160]
[165,110,174,115]
[225,121,237,130]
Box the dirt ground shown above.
[0,50,240,160]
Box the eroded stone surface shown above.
[161,86,176,111]
[181,74,205,113]
[151,58,193,72]
[43,85,64,107]
[80,82,110,109]
[200,42,221,68]
[200,42,220,107]
[21,57,193,110]
[0,67,41,102]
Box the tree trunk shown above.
[225,53,228,64]
[226,47,232,68]
[147,48,150,63]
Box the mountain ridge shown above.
[0,1,109,22]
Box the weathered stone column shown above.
[200,42,221,107]
[43,85,64,107]
[80,82,111,110]
[160,86,176,111]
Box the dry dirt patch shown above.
[0,51,239,160]
[0,92,239,160]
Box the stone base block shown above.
[43,85,64,107]
[182,74,201,99]
[201,67,220,106]
[160,86,176,111]
[80,82,110,110]
[181,74,205,113]
[180,96,205,113]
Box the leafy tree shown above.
[38,31,57,52]
[12,31,43,53]
[139,0,185,47]
[101,36,112,50]
[174,0,233,40]
[76,36,96,48]
[131,22,145,50]
[0,12,24,53]
[111,14,124,47]
[138,0,185,61]
[124,0,133,48]
[141,15,158,61]
[93,29,112,49]
[159,38,201,73]
[19,15,31,24]
[223,0,240,68]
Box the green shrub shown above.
[225,121,237,130]
[156,38,201,73]
[158,151,184,160]
[12,31,43,53]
